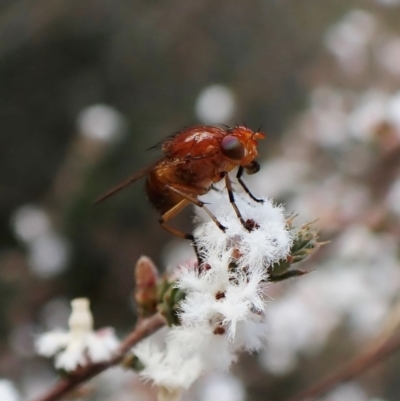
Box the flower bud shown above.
[134,256,159,317]
[68,298,93,332]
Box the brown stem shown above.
[31,313,166,401]
[285,332,400,401]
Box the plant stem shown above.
[285,332,400,401]
[31,313,166,401]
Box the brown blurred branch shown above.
[31,313,166,401]
[285,331,400,401]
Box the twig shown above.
[31,313,166,401]
[285,331,400,401]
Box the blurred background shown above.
[1,1,400,400]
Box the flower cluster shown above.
[34,189,319,401]
[36,298,119,372]
[134,189,294,399]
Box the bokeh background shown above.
[1,1,400,400]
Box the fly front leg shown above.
[237,162,264,203]
[223,173,255,232]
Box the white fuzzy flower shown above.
[134,188,292,397]
[36,298,119,371]
[195,188,292,269]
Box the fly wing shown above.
[93,160,160,204]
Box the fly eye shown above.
[221,135,245,160]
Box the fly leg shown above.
[160,184,227,265]
[158,199,202,262]
[158,199,193,239]
[165,184,226,232]
[237,163,264,203]
[210,184,223,193]
[223,173,253,232]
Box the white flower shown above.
[0,380,20,401]
[177,254,268,338]
[134,189,292,397]
[36,298,119,371]
[194,189,292,271]
[324,10,376,75]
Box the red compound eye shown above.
[221,135,245,161]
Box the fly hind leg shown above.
[161,184,227,266]
[158,198,203,262]
[165,184,226,232]
[158,198,193,239]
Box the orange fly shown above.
[95,125,265,240]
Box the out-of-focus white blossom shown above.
[324,10,377,75]
[347,90,389,141]
[288,176,371,228]
[375,0,400,6]
[323,382,369,401]
[0,380,20,401]
[302,85,400,151]
[386,91,400,132]
[195,84,236,124]
[376,36,400,75]
[308,87,350,148]
[28,233,70,278]
[10,204,70,278]
[196,372,246,401]
[11,205,51,243]
[259,342,297,376]
[260,224,400,375]
[94,367,147,401]
[36,298,119,372]
[77,104,126,143]
[134,190,292,397]
[243,157,310,200]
